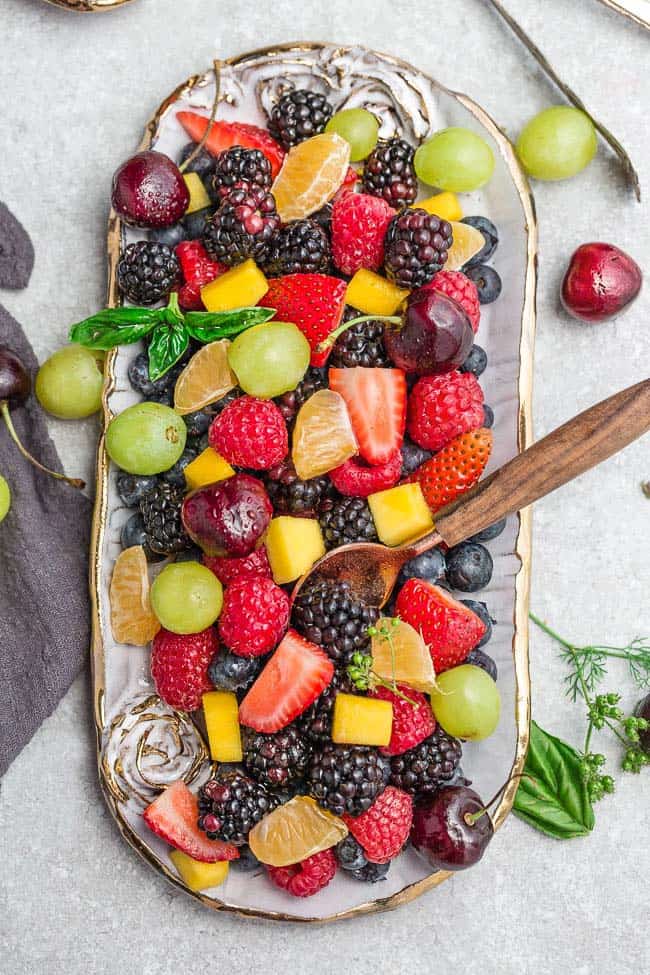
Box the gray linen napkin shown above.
[0,304,93,776]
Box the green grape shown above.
[0,475,11,523]
[228,321,310,398]
[106,402,186,475]
[325,108,379,162]
[35,346,104,419]
[414,127,495,192]
[430,664,500,741]
[516,106,597,181]
[150,561,223,634]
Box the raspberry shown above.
[209,395,288,470]
[425,270,480,333]
[331,193,395,277]
[369,685,436,756]
[328,452,402,498]
[218,577,290,657]
[343,786,413,863]
[202,547,271,586]
[151,627,218,710]
[175,240,226,310]
[407,372,484,452]
[267,848,337,898]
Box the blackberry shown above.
[139,482,192,555]
[242,726,311,789]
[263,459,331,516]
[264,219,330,277]
[203,186,280,267]
[275,367,326,425]
[198,771,278,846]
[116,472,158,508]
[116,240,180,305]
[306,743,390,816]
[297,670,356,743]
[311,202,333,234]
[319,496,378,549]
[292,579,378,666]
[389,729,463,797]
[212,147,272,200]
[268,89,333,150]
[208,649,262,692]
[384,209,453,289]
[178,142,216,182]
[120,512,163,562]
[329,307,389,368]
[363,138,417,209]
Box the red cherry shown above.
[111,150,190,229]
[383,289,474,375]
[181,473,272,557]
[561,242,642,323]
[410,785,493,870]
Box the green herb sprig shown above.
[346,618,419,705]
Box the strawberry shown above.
[143,781,239,863]
[239,629,334,733]
[150,627,217,711]
[407,371,484,452]
[175,240,226,310]
[408,428,492,513]
[218,576,290,657]
[369,684,436,756]
[203,547,271,586]
[424,270,481,332]
[331,192,395,276]
[343,786,413,863]
[263,274,347,367]
[395,579,486,672]
[176,112,285,178]
[329,451,402,497]
[329,367,406,465]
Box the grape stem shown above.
[317,314,402,353]
[0,401,85,490]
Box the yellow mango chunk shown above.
[169,850,229,892]
[368,482,434,547]
[418,191,463,222]
[184,448,235,491]
[265,516,325,585]
[332,693,393,746]
[201,259,268,312]
[346,269,409,317]
[183,172,212,214]
[202,690,243,762]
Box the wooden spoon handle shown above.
[434,378,650,548]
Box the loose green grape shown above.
[430,664,500,740]
[35,346,104,419]
[228,321,310,398]
[0,475,11,522]
[106,402,186,475]
[516,106,597,180]
[150,562,223,634]
[414,128,495,192]
[325,108,379,162]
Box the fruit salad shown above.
[105,81,506,900]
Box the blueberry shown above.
[400,440,432,477]
[483,404,494,428]
[461,216,498,266]
[182,206,214,240]
[148,223,187,247]
[445,542,493,591]
[351,861,390,883]
[230,845,263,873]
[336,836,368,871]
[116,472,158,507]
[162,446,199,487]
[128,351,178,399]
[178,143,216,181]
[460,344,488,378]
[460,599,494,647]
[470,517,507,543]
[173,545,204,563]
[465,264,502,304]
[398,548,446,587]
[208,650,262,692]
[196,432,210,453]
[120,512,164,562]
[466,647,498,680]
[183,409,212,439]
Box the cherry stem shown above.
[178,59,222,174]
[0,402,85,490]
[463,773,530,826]
[316,314,402,353]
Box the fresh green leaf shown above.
[147,322,189,382]
[184,307,276,342]
[513,720,595,839]
[68,308,161,349]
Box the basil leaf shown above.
[69,308,161,349]
[147,322,189,382]
[184,307,276,342]
[513,720,595,839]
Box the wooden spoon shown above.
[292,378,650,607]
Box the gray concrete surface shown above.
[0,0,648,972]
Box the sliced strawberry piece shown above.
[408,428,492,513]
[329,367,406,465]
[176,112,285,179]
[395,580,486,672]
[175,240,226,310]
[262,274,347,368]
[329,452,402,497]
[143,781,239,862]
[239,629,334,733]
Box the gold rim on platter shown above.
[90,41,537,922]
[595,0,650,29]
[43,0,135,11]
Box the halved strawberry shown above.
[329,367,406,465]
[408,428,492,513]
[143,780,239,862]
[175,240,226,310]
[262,274,347,367]
[239,629,334,733]
[395,579,486,672]
[176,112,285,178]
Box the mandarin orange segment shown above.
[174,340,237,414]
[248,795,348,867]
[292,389,358,480]
[271,133,351,222]
[445,221,485,271]
[371,618,436,691]
[109,545,160,646]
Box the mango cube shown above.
[184,448,235,491]
[346,269,409,317]
[169,850,229,892]
[201,259,268,312]
[332,693,393,746]
[418,191,463,222]
[265,516,325,585]
[202,690,243,762]
[368,483,434,547]
[183,172,212,214]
